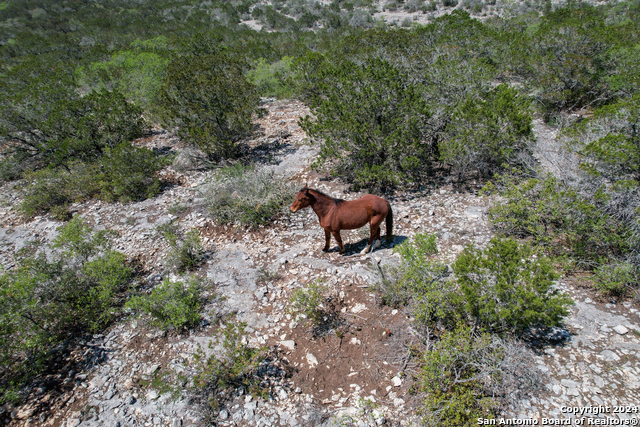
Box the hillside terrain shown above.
[1,100,638,427]
[2,0,640,426]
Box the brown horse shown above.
[290,185,393,254]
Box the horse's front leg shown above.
[322,229,331,252]
[331,231,346,254]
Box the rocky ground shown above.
[1,99,639,427]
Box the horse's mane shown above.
[303,187,346,204]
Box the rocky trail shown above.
[1,100,639,427]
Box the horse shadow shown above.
[328,235,409,255]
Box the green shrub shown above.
[419,327,499,427]
[520,8,611,117]
[20,144,164,217]
[376,234,457,330]
[202,164,296,227]
[159,53,261,161]
[568,95,640,190]
[440,84,534,179]
[125,276,204,330]
[1,84,146,173]
[2,71,163,215]
[419,326,542,427]
[298,57,433,192]
[376,234,572,335]
[166,229,205,273]
[394,233,438,261]
[20,167,77,218]
[485,172,632,266]
[453,237,572,334]
[193,321,267,395]
[0,218,131,378]
[99,142,164,202]
[246,56,297,98]
[75,38,171,116]
[288,281,328,327]
[592,262,638,297]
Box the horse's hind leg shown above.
[373,225,382,250]
[362,220,382,254]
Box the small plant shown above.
[167,202,188,216]
[156,220,180,239]
[394,233,438,261]
[126,276,205,330]
[592,262,638,297]
[140,366,188,401]
[257,267,280,284]
[375,234,456,330]
[193,321,267,396]
[202,164,296,228]
[288,281,328,327]
[166,228,205,273]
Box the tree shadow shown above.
[237,132,298,166]
[1,333,117,426]
[520,325,573,355]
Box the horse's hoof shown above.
[361,246,371,254]
[372,240,382,251]
[322,247,329,252]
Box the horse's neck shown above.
[309,191,335,218]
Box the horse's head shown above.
[290,185,312,212]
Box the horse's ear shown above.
[303,183,309,192]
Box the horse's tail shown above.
[385,202,393,242]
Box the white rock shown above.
[350,303,367,314]
[393,398,405,407]
[391,376,402,387]
[279,340,295,351]
[275,386,288,400]
[613,325,629,335]
[306,353,318,367]
[593,375,604,388]
[600,350,621,362]
[561,379,579,388]
[566,387,580,396]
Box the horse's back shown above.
[360,194,390,213]
[341,194,389,219]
